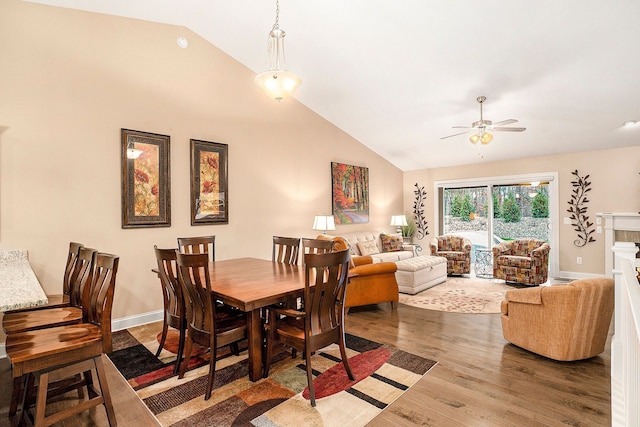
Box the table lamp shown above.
[312,215,336,234]
[390,215,408,235]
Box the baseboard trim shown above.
[0,310,164,359]
[112,310,163,332]
[554,270,604,281]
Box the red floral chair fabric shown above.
[492,239,550,285]
[429,235,472,275]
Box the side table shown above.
[474,248,493,279]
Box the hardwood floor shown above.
[352,304,611,427]
[0,303,611,426]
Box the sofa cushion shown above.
[329,231,414,262]
[357,240,380,256]
[380,233,403,252]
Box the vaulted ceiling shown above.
[26,0,640,170]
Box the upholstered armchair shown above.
[429,235,472,275]
[329,236,399,311]
[493,239,550,285]
[500,277,614,361]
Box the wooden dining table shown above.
[208,257,305,381]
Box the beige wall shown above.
[404,145,640,276]
[0,0,403,343]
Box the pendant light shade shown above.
[255,1,301,101]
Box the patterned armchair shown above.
[429,235,472,275]
[492,239,550,285]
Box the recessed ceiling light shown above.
[623,120,638,127]
[177,37,189,49]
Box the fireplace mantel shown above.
[598,212,640,276]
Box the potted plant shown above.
[400,212,416,244]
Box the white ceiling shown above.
[26,0,640,171]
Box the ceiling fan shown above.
[441,96,526,144]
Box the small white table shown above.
[0,250,48,312]
[474,248,493,279]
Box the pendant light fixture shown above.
[255,0,301,101]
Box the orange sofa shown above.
[319,235,399,311]
[500,277,614,361]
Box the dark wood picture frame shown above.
[331,162,369,224]
[121,128,171,228]
[190,139,229,225]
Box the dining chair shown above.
[272,236,301,265]
[2,246,97,334]
[175,252,248,400]
[301,237,334,256]
[4,247,97,416]
[154,246,186,374]
[3,242,84,314]
[263,248,354,406]
[5,252,119,426]
[177,235,216,262]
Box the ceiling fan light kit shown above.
[442,96,526,144]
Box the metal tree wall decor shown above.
[567,169,596,247]
[413,183,429,240]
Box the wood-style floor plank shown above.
[0,300,611,426]
[351,304,611,427]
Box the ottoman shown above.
[395,255,447,294]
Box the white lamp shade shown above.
[390,215,408,227]
[312,215,336,233]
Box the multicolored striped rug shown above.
[107,326,437,426]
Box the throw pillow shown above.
[357,240,380,256]
[380,233,404,252]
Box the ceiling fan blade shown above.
[440,130,473,139]
[492,127,526,132]
[452,125,474,129]
[491,119,518,126]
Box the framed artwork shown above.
[121,129,171,228]
[331,162,369,224]
[190,139,229,225]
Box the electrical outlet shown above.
[597,226,602,234]
[577,257,583,265]
[564,217,571,225]
[596,217,602,225]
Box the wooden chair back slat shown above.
[272,236,301,265]
[301,238,334,256]
[177,236,215,262]
[69,247,98,308]
[62,242,84,295]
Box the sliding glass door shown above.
[436,173,557,276]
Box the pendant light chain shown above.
[272,0,280,31]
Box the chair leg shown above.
[155,317,169,357]
[173,326,186,375]
[230,342,239,356]
[338,332,354,381]
[178,333,194,379]
[305,347,316,407]
[263,332,273,378]
[9,375,24,416]
[33,371,50,427]
[204,348,216,401]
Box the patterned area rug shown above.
[107,326,437,427]
[399,276,527,314]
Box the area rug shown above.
[107,327,437,427]
[399,276,526,314]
